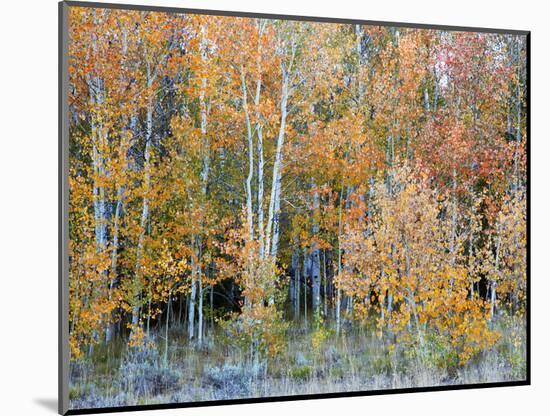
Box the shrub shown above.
[203,363,265,398]
[290,366,312,380]
[294,351,310,367]
[311,315,331,353]
[69,359,91,380]
[220,304,289,361]
[118,341,179,396]
[369,353,393,375]
[323,346,342,365]
[69,383,127,409]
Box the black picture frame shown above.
[59,1,531,414]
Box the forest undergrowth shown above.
[69,314,526,409]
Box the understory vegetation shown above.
[69,315,526,408]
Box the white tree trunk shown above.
[87,71,107,353]
[255,20,266,258]
[303,247,310,327]
[198,262,203,346]
[188,252,196,340]
[311,187,321,315]
[131,93,152,330]
[336,186,344,335]
[491,234,502,320]
[322,249,328,317]
[164,291,171,363]
[190,32,210,341]
[255,79,265,258]
[241,67,255,242]
[291,246,300,318]
[265,68,289,259]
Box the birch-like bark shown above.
[187,251,197,340]
[241,67,255,242]
[490,233,502,320]
[290,247,297,303]
[89,88,108,252]
[255,21,266,258]
[106,182,123,342]
[88,11,108,259]
[104,28,132,342]
[322,249,328,317]
[291,245,300,318]
[265,70,288,258]
[256,79,265,257]
[87,72,107,350]
[336,185,344,335]
[197,261,204,346]
[164,291,171,363]
[189,28,210,341]
[106,110,135,342]
[311,187,321,315]
[265,40,295,259]
[131,83,153,330]
[303,246,310,327]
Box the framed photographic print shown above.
[59,1,530,414]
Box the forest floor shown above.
[69,315,527,410]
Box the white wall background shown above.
[1,0,547,414]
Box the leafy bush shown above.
[311,314,332,353]
[220,304,289,361]
[290,366,312,380]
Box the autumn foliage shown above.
[66,6,527,399]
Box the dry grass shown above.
[69,315,526,410]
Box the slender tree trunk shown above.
[256,83,265,257]
[210,284,214,331]
[491,234,502,320]
[88,15,108,262]
[131,79,153,333]
[292,246,300,319]
[88,75,107,353]
[105,183,123,343]
[198,263,204,346]
[311,186,321,316]
[164,291,171,363]
[241,66,255,242]
[336,185,344,335]
[290,246,298,310]
[188,252,196,340]
[189,30,210,342]
[322,249,328,317]
[266,51,293,259]
[105,30,133,343]
[255,21,266,258]
[303,247,309,327]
